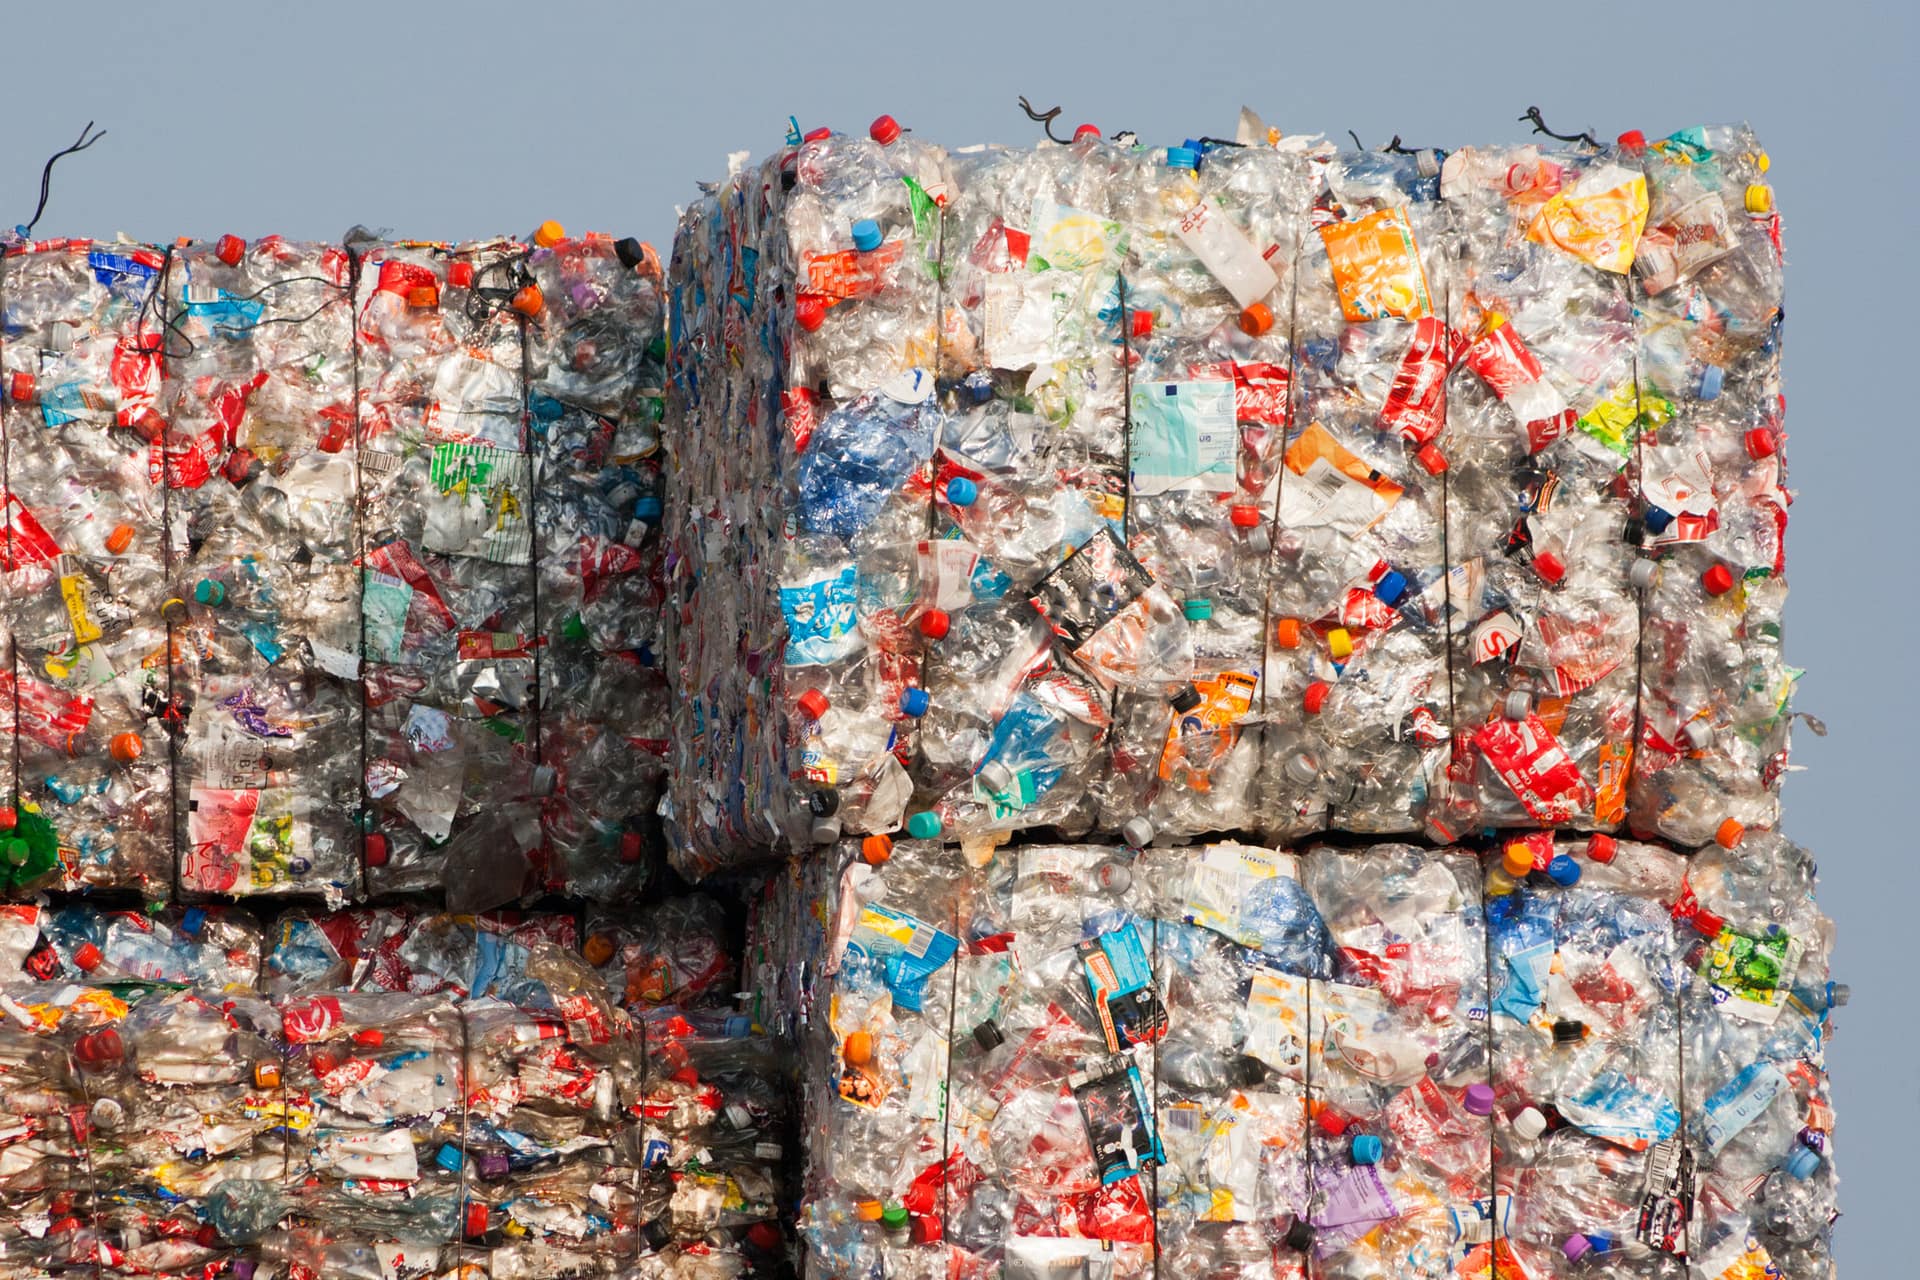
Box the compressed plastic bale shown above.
[0,238,173,897]
[262,906,578,999]
[584,893,738,1013]
[527,231,671,902]
[352,237,547,906]
[1439,142,1647,839]
[1486,834,1690,1274]
[160,235,364,904]
[26,901,262,988]
[1264,147,1456,842]
[1627,127,1793,848]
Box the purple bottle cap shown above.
[231,1264,257,1280]
[478,1152,512,1180]
[1563,1234,1592,1262]
[1463,1083,1495,1116]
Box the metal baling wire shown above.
[1,247,16,823]
[154,248,185,906]
[345,237,371,903]
[20,122,107,240]
[1259,155,1306,844]
[512,245,545,785]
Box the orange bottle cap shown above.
[105,525,135,555]
[534,220,566,248]
[860,834,893,866]
[1715,819,1746,849]
[512,284,544,316]
[1238,302,1274,336]
[1502,842,1534,877]
[843,1031,874,1065]
[583,934,616,967]
[1274,618,1302,649]
[109,733,143,764]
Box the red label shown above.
[1378,315,1456,446]
[1472,713,1594,823]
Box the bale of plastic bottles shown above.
[663,120,1794,876]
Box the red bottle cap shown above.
[0,807,14,831]
[1130,309,1153,338]
[1074,124,1101,141]
[447,261,475,288]
[75,1026,123,1067]
[1701,564,1735,596]
[1416,442,1448,475]
[364,833,390,867]
[795,688,830,721]
[465,1201,489,1238]
[870,115,902,145]
[215,234,245,266]
[1617,130,1647,150]
[620,831,644,863]
[803,126,833,143]
[1533,551,1566,584]
[9,371,35,403]
[1744,428,1778,459]
[74,942,103,972]
[1691,908,1725,937]
[747,1222,783,1250]
[1315,1106,1349,1136]
[1303,681,1330,715]
[223,448,257,485]
[311,1050,341,1076]
[909,1214,943,1244]
[919,609,950,639]
[795,295,828,332]
[1585,833,1617,864]
[353,1028,384,1047]
[1229,503,1262,528]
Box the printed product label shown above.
[1129,380,1237,495]
[1318,207,1433,321]
[1076,923,1168,1052]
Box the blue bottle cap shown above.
[1182,138,1206,155]
[1643,505,1674,535]
[905,811,942,840]
[1785,1145,1822,1180]
[530,392,566,422]
[1373,570,1408,606]
[194,578,225,605]
[966,376,994,403]
[851,219,883,251]
[1547,854,1582,886]
[899,687,930,717]
[724,1015,754,1038]
[436,1143,466,1173]
[182,907,207,936]
[634,495,664,521]
[946,476,978,507]
[1350,1134,1383,1165]
[1166,147,1199,171]
[1698,364,1724,401]
[1183,598,1213,621]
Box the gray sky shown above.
[2,0,1910,1267]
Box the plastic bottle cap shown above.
[747,1222,784,1251]
[855,1200,885,1222]
[1715,818,1746,849]
[534,220,566,248]
[1183,598,1212,621]
[1617,130,1647,150]
[906,811,942,840]
[881,1205,910,1229]
[811,815,842,845]
[0,807,13,831]
[1744,428,1778,460]
[843,1031,874,1066]
[105,525,135,555]
[898,687,931,718]
[973,1020,1005,1051]
[1691,908,1726,937]
[1284,1218,1316,1252]
[1274,618,1302,649]
[1503,691,1532,722]
[1286,753,1320,785]
[511,284,545,316]
[1122,817,1155,849]
[1074,124,1101,140]
[1326,627,1353,660]
[1350,1134,1383,1164]
[931,476,977,513]
[869,114,902,145]
[859,834,892,866]
[1643,505,1674,535]
[1172,683,1204,715]
[1239,302,1274,337]
[1553,1018,1586,1044]
[365,833,390,867]
[464,1202,489,1239]
[215,234,245,266]
[851,220,884,252]
[1701,564,1736,596]
[1533,551,1566,584]
[1463,1083,1495,1116]
[1684,720,1716,750]
[194,578,226,606]
[910,1214,942,1244]
[1130,309,1153,338]
[1229,503,1262,528]
[1502,843,1534,878]
[583,934,616,967]
[1563,1234,1593,1262]
[1547,855,1581,887]
[1095,861,1132,894]
[919,609,950,639]
[1415,442,1448,475]
[1315,1106,1349,1136]
[1166,146,1199,170]
[407,284,439,309]
[436,1143,465,1173]
[1629,559,1660,592]
[1374,569,1408,605]
[1302,681,1331,715]
[1698,364,1724,400]
[1513,1107,1547,1140]
[254,1061,281,1089]
[8,371,33,403]
[1745,183,1774,215]
[108,733,142,764]
[634,495,664,521]
[795,295,828,331]
[74,941,103,972]
[1785,1145,1823,1181]
[1586,833,1617,864]
[795,689,830,721]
